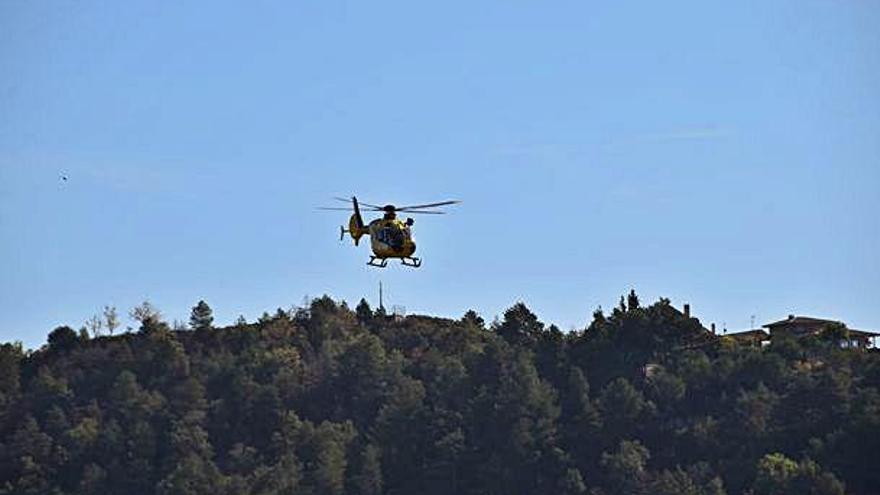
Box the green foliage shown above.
[47,326,78,351]
[189,300,214,331]
[754,453,844,495]
[352,444,383,495]
[0,291,875,494]
[130,301,162,331]
[496,302,544,346]
[355,298,373,326]
[0,343,23,388]
[461,309,485,329]
[599,377,655,437]
[601,439,651,495]
[652,467,702,495]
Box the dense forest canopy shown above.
[2,292,878,494]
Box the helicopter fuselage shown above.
[367,218,416,259]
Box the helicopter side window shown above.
[376,228,389,244]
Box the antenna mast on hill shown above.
[379,281,385,313]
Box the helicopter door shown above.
[376,227,390,245]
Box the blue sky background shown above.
[2,1,878,348]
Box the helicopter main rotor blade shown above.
[320,206,445,214]
[397,200,460,211]
[332,197,384,209]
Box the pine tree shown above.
[356,298,373,326]
[496,302,544,346]
[562,366,601,462]
[461,310,485,329]
[353,443,383,495]
[627,289,640,310]
[47,326,78,351]
[189,300,214,331]
[601,440,651,495]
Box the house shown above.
[763,315,879,349]
[726,328,770,347]
[674,303,718,347]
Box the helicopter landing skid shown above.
[366,256,421,268]
[367,257,389,268]
[400,257,421,268]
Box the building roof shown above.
[727,328,770,337]
[763,315,841,328]
[761,315,879,338]
[726,329,770,342]
[848,328,880,338]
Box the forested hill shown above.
[2,293,878,495]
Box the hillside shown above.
[1,293,878,495]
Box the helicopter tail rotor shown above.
[340,225,362,246]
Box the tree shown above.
[647,368,686,409]
[753,454,845,495]
[599,377,654,436]
[103,305,120,335]
[189,300,214,331]
[78,463,107,495]
[156,452,225,495]
[560,468,587,495]
[302,421,357,495]
[496,302,544,346]
[130,301,163,333]
[156,421,226,495]
[652,468,701,495]
[754,453,802,495]
[356,298,373,326]
[9,415,53,465]
[251,452,301,494]
[47,325,78,351]
[353,443,383,495]
[601,440,651,495]
[0,342,23,398]
[461,310,485,329]
[627,289,640,310]
[374,304,387,319]
[85,314,104,338]
[561,366,601,465]
[819,322,849,346]
[733,382,778,439]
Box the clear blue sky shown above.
[2,1,878,348]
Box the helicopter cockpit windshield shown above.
[377,225,406,248]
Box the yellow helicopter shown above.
[319,196,459,268]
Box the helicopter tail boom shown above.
[341,196,367,246]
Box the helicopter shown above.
[319,196,459,268]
